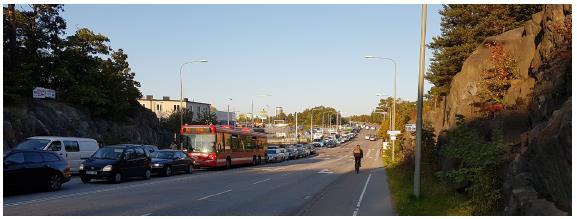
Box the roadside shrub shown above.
[437,120,508,215]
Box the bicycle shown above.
[354,158,361,174]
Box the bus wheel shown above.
[226,157,232,169]
[252,156,257,166]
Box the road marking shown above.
[353,173,373,216]
[280,173,292,177]
[252,178,271,185]
[141,213,152,216]
[4,173,211,208]
[317,169,334,174]
[304,195,311,200]
[197,189,233,201]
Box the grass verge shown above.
[385,159,473,216]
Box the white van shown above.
[15,136,99,172]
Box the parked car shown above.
[279,148,288,161]
[313,138,325,147]
[364,135,370,140]
[294,144,307,158]
[286,147,298,160]
[142,145,159,155]
[307,144,317,155]
[266,149,284,162]
[370,135,376,141]
[15,136,99,173]
[4,149,71,192]
[79,144,152,183]
[150,150,193,176]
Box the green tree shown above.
[194,110,218,125]
[4,5,143,121]
[160,109,194,134]
[427,5,542,97]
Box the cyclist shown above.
[353,144,364,174]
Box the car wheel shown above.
[144,169,151,180]
[80,176,91,183]
[111,172,123,184]
[186,164,194,174]
[164,166,172,177]
[47,173,62,191]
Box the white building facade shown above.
[138,95,210,121]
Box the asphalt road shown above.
[3,129,395,216]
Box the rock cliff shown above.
[425,4,571,215]
[3,99,172,150]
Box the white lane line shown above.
[4,174,202,208]
[141,213,152,216]
[280,173,292,177]
[252,178,271,185]
[353,173,373,216]
[197,189,233,201]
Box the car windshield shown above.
[15,139,51,150]
[184,134,215,153]
[267,149,277,154]
[151,151,174,159]
[92,147,124,160]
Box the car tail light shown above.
[207,153,217,160]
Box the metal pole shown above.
[295,112,298,142]
[179,65,184,151]
[227,104,230,126]
[310,111,314,142]
[414,4,427,198]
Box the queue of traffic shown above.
[3,124,363,194]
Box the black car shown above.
[150,150,194,176]
[79,145,151,183]
[142,144,159,154]
[4,150,71,192]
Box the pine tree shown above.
[427,5,542,97]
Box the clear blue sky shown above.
[61,4,443,116]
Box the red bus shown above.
[181,124,267,168]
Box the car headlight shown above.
[102,165,113,172]
[153,163,164,167]
[79,164,84,170]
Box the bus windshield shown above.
[185,134,215,153]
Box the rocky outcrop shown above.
[3,99,172,150]
[425,4,571,215]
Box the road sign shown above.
[405,124,416,132]
[387,130,401,135]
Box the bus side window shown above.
[231,134,239,152]
[216,133,224,153]
[224,133,232,151]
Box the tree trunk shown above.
[7,4,16,70]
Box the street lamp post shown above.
[179,59,207,150]
[365,56,397,161]
[227,98,232,126]
[414,4,428,198]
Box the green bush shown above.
[437,120,508,215]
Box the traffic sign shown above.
[405,124,416,132]
[387,130,401,135]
